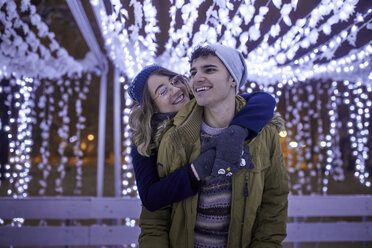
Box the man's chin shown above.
[195,100,212,108]
[194,96,208,106]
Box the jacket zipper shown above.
[244,176,249,198]
[185,199,189,248]
[240,176,249,245]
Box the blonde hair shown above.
[129,69,191,157]
[129,82,158,157]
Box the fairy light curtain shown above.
[90,0,371,196]
[35,75,92,196]
[0,0,92,200]
[245,79,371,194]
[0,0,370,200]
[91,0,371,82]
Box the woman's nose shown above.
[169,83,180,95]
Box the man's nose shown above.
[193,71,204,83]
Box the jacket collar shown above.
[169,96,246,148]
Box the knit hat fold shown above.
[208,44,248,93]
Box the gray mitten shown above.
[191,148,216,180]
[202,125,249,177]
[211,145,254,176]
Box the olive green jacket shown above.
[139,96,289,248]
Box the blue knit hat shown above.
[128,64,164,103]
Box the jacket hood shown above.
[269,112,285,133]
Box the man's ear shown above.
[231,78,237,88]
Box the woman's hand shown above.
[191,148,216,180]
[203,125,250,177]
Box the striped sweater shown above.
[194,121,232,248]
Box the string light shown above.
[0,0,370,216]
[4,77,35,201]
[1,1,94,199]
[121,75,137,197]
[257,78,371,194]
[72,75,91,195]
[53,79,69,194]
[89,0,371,196]
[347,81,370,187]
[37,79,54,195]
[0,0,83,79]
[324,81,344,193]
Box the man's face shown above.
[189,55,236,107]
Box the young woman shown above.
[128,64,276,211]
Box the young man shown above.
[138,44,289,248]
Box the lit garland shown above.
[0,0,83,79]
[34,75,92,196]
[314,82,325,191]
[3,77,35,200]
[159,0,204,68]
[121,75,138,237]
[346,80,371,187]
[251,78,371,193]
[54,78,70,194]
[1,0,94,198]
[1,0,370,205]
[90,0,371,85]
[37,79,54,195]
[72,75,92,195]
[249,0,358,64]
[121,75,136,197]
[90,0,159,79]
[323,81,344,193]
[89,0,371,196]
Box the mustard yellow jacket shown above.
[139,96,289,248]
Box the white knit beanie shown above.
[208,43,248,93]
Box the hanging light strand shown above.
[37,79,54,195]
[0,0,83,80]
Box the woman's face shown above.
[147,74,190,113]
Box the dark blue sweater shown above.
[132,92,276,211]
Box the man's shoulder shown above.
[248,114,284,152]
[258,114,284,136]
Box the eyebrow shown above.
[190,64,218,73]
[154,84,165,96]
